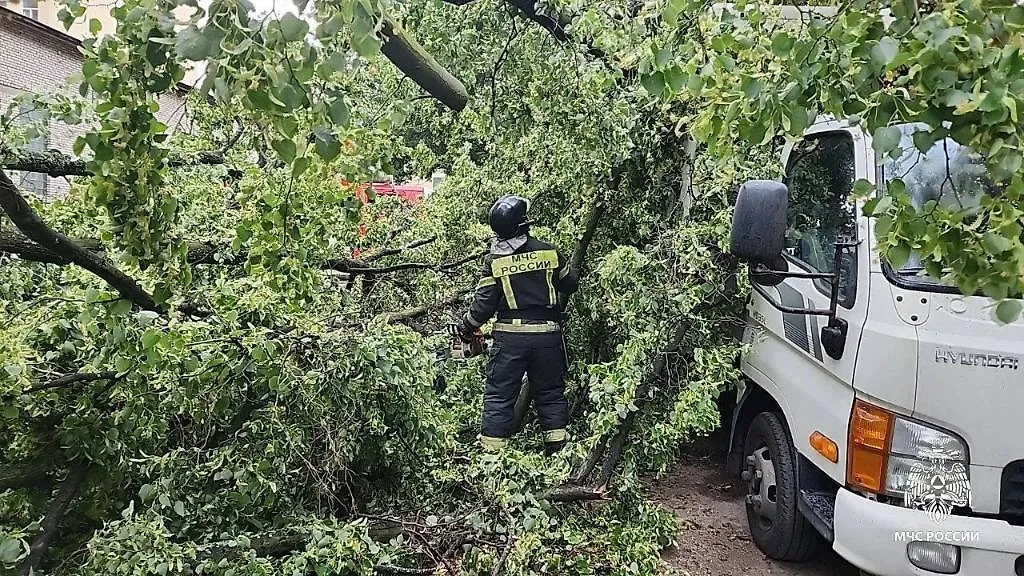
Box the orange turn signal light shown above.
[847,400,894,493]
[810,431,839,463]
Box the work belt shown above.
[492,320,561,333]
[497,308,561,322]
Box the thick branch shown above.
[0,457,62,491]
[363,236,437,263]
[0,148,224,177]
[380,19,469,112]
[375,292,470,324]
[196,529,307,562]
[328,250,485,276]
[1,231,477,278]
[19,463,89,576]
[23,371,117,394]
[0,170,162,312]
[570,198,606,274]
[0,231,242,267]
[542,485,610,502]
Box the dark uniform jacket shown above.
[465,236,579,331]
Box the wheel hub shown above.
[743,447,779,528]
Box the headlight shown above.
[848,400,969,498]
[885,418,968,496]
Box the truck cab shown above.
[726,118,1024,575]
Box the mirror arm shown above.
[750,282,834,316]
[749,265,833,281]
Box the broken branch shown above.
[0,148,224,177]
[23,371,118,394]
[0,170,162,312]
[380,19,469,112]
[19,463,89,576]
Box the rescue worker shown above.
[454,195,579,456]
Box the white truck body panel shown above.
[736,116,1024,574]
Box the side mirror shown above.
[731,180,862,361]
[730,180,788,265]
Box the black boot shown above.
[544,440,566,457]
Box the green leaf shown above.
[175,26,211,61]
[352,32,382,58]
[665,67,687,93]
[58,8,74,29]
[853,178,874,198]
[89,18,101,35]
[247,90,276,111]
[173,500,186,517]
[771,33,794,57]
[0,538,22,564]
[872,126,902,155]
[139,484,155,502]
[663,3,681,26]
[279,13,309,41]
[272,139,297,163]
[640,72,665,97]
[861,197,879,215]
[319,14,344,37]
[871,195,893,216]
[321,52,347,79]
[292,156,311,177]
[315,137,341,162]
[328,97,350,126]
[4,364,22,378]
[912,128,938,153]
[142,329,162,350]
[110,299,132,316]
[996,299,1022,324]
[787,106,809,135]
[871,36,899,67]
[887,243,911,268]
[982,231,1012,253]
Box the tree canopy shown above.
[2,0,1023,574]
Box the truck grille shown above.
[1002,460,1024,523]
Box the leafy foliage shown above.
[3,0,1022,573]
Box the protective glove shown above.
[447,318,475,343]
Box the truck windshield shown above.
[880,123,1001,289]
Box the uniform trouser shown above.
[480,330,568,449]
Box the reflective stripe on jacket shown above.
[465,236,579,330]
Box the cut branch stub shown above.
[380,19,469,112]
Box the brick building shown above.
[0,6,192,199]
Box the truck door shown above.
[743,125,871,478]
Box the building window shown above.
[23,0,39,20]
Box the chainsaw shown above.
[446,323,487,359]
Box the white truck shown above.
[725,118,1024,576]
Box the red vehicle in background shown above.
[342,179,425,259]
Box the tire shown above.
[742,411,822,562]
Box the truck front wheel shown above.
[742,412,822,561]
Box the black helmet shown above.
[488,195,531,240]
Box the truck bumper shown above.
[833,488,1024,575]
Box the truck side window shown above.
[783,131,858,307]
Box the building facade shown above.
[0,4,194,198]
